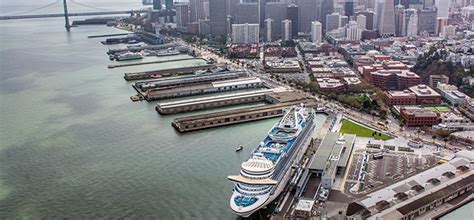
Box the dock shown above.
[172,98,316,133]
[108,57,204,69]
[156,89,274,114]
[144,77,265,101]
[124,64,215,81]
[88,33,130,38]
[107,43,178,55]
[134,70,247,92]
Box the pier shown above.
[107,43,178,55]
[108,58,205,69]
[124,64,215,81]
[156,89,274,114]
[88,33,130,38]
[144,77,265,101]
[172,98,316,133]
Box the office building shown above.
[408,84,442,105]
[384,90,417,106]
[378,0,396,36]
[346,20,362,40]
[357,14,367,30]
[232,23,260,44]
[395,3,405,36]
[370,70,421,90]
[298,0,321,33]
[265,0,287,37]
[442,25,456,38]
[360,10,375,30]
[435,0,450,18]
[203,0,210,18]
[265,18,274,42]
[321,0,335,31]
[326,13,341,32]
[176,3,190,28]
[153,0,162,10]
[282,19,293,41]
[436,17,448,35]
[164,0,174,10]
[429,74,449,88]
[403,8,418,37]
[437,83,469,105]
[400,106,441,126]
[311,21,322,43]
[340,15,349,27]
[235,0,260,24]
[189,0,205,22]
[210,0,228,36]
[344,0,355,17]
[418,8,437,34]
[287,4,299,37]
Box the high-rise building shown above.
[298,0,321,33]
[232,23,260,43]
[287,4,299,37]
[153,0,162,10]
[424,0,435,9]
[165,0,174,10]
[442,25,456,38]
[176,3,190,28]
[190,0,205,23]
[265,0,287,37]
[265,18,274,42]
[402,8,418,37]
[357,14,367,30]
[210,0,228,36]
[203,0,210,18]
[311,21,322,43]
[395,3,405,36]
[326,12,341,32]
[236,0,260,24]
[435,0,450,18]
[378,0,396,36]
[340,15,349,27]
[418,8,437,34]
[346,20,362,40]
[360,10,375,30]
[282,19,293,41]
[436,17,447,35]
[321,0,335,31]
[344,0,355,17]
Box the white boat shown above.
[228,105,316,217]
[236,145,243,152]
[116,52,144,61]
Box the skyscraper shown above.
[378,0,396,36]
[340,15,349,27]
[326,13,341,32]
[265,0,287,37]
[282,19,293,41]
[346,20,362,40]
[311,21,322,43]
[357,14,367,30]
[360,10,375,30]
[297,0,321,33]
[287,4,299,37]
[344,0,355,17]
[418,8,437,34]
[210,0,228,36]
[402,8,418,37]
[265,18,274,42]
[176,3,190,28]
[153,0,162,10]
[165,0,174,10]
[236,0,260,24]
[435,0,449,18]
[395,3,405,36]
[190,0,205,23]
[321,0,334,31]
[232,23,260,43]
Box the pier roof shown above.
[309,132,339,171]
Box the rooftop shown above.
[385,90,416,98]
[316,78,344,88]
[408,85,441,97]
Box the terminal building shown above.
[345,158,472,220]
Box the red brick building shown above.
[371,70,420,90]
[408,85,442,105]
[400,107,441,127]
[384,90,417,106]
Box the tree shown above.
[432,134,437,144]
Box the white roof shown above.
[455,150,474,162]
[295,199,315,212]
[241,158,274,173]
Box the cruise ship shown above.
[228,105,316,217]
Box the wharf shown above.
[172,99,316,132]
[108,57,204,69]
[156,89,274,114]
[134,70,247,92]
[107,43,178,55]
[144,77,265,101]
[88,33,129,38]
[124,64,215,81]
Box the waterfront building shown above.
[311,21,323,43]
[326,13,341,32]
[176,3,190,28]
[265,18,274,42]
[408,84,442,105]
[189,0,205,22]
[377,0,396,37]
[357,14,367,30]
[346,158,472,218]
[282,19,293,41]
[209,0,228,36]
[232,23,260,44]
[287,4,299,37]
[429,74,449,89]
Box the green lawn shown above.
[428,106,451,112]
[339,119,392,140]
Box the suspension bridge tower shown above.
[63,0,71,31]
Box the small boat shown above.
[236,145,243,152]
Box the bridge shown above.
[0,0,150,30]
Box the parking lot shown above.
[345,149,437,195]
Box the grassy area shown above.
[339,119,392,140]
[428,106,451,112]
